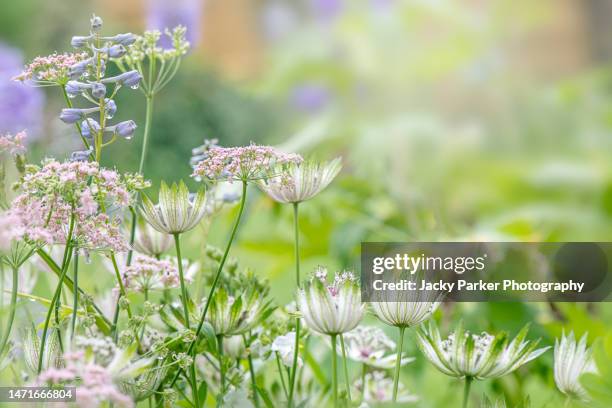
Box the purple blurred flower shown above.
[0,43,44,138]
[291,83,332,113]
[260,2,298,41]
[147,0,203,47]
[311,0,343,21]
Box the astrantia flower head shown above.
[554,331,597,400]
[341,325,414,369]
[132,222,173,257]
[11,159,149,251]
[258,157,341,203]
[140,181,207,234]
[355,371,419,404]
[13,52,89,85]
[123,254,185,293]
[191,143,302,183]
[272,332,302,368]
[298,267,364,336]
[0,131,27,156]
[417,321,549,380]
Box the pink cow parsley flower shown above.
[0,131,27,156]
[191,143,302,182]
[13,52,89,85]
[123,254,186,292]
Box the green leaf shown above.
[255,386,275,408]
[199,322,217,351]
[198,381,208,404]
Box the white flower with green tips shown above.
[140,181,207,235]
[554,331,597,401]
[132,221,173,257]
[258,158,342,204]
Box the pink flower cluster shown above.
[37,351,133,408]
[13,52,89,83]
[0,131,27,156]
[124,254,183,292]
[191,144,302,182]
[8,160,148,251]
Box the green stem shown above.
[288,202,301,407]
[392,326,405,402]
[126,206,137,267]
[70,248,79,342]
[110,253,133,320]
[275,352,289,400]
[462,377,473,408]
[340,334,352,403]
[244,335,260,408]
[0,265,18,357]
[138,95,154,174]
[218,335,225,393]
[169,181,248,388]
[331,334,338,408]
[38,212,75,374]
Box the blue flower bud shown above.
[60,108,85,124]
[70,149,93,162]
[69,59,92,80]
[105,99,117,119]
[113,120,137,139]
[65,80,90,97]
[91,82,106,99]
[90,15,103,33]
[81,119,100,139]
[109,33,137,46]
[71,35,91,48]
[107,44,127,58]
[102,70,141,88]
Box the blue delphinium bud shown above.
[81,119,101,139]
[113,120,137,139]
[65,80,90,97]
[91,82,106,98]
[69,59,92,80]
[102,70,141,88]
[107,33,137,46]
[105,99,117,119]
[60,108,85,124]
[70,149,93,162]
[71,35,92,48]
[90,15,103,33]
[107,44,126,58]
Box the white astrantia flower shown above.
[258,158,342,204]
[340,326,414,369]
[223,335,246,360]
[554,331,597,400]
[298,266,364,336]
[371,281,442,328]
[141,181,207,234]
[417,321,549,380]
[207,287,273,337]
[132,222,173,257]
[355,371,418,404]
[272,332,302,368]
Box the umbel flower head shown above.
[417,321,549,380]
[340,325,414,369]
[123,254,187,293]
[257,157,342,203]
[141,181,207,235]
[298,267,364,336]
[554,331,597,400]
[132,222,173,258]
[355,371,418,404]
[191,142,302,183]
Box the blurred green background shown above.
[2,0,612,406]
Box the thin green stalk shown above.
[70,248,79,342]
[138,95,154,174]
[392,326,405,402]
[38,212,75,373]
[244,334,260,408]
[110,253,133,319]
[339,334,352,403]
[275,352,289,400]
[331,334,338,408]
[218,335,225,393]
[462,376,473,408]
[0,265,18,357]
[169,181,248,387]
[126,206,137,267]
[288,202,301,407]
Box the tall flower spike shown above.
[258,157,342,203]
[417,321,550,380]
[554,331,597,401]
[140,181,207,234]
[298,267,364,335]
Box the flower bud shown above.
[113,120,137,139]
[107,44,126,58]
[105,99,117,119]
[70,149,92,162]
[103,70,141,88]
[71,35,91,48]
[90,82,106,99]
[90,15,103,33]
[60,108,85,124]
[109,33,137,46]
[65,80,89,97]
[81,119,100,139]
[118,330,134,348]
[69,59,92,80]
[118,296,131,310]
